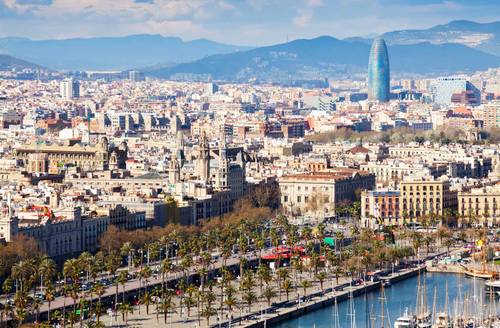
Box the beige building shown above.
[279,169,375,216]
[399,178,457,221]
[481,102,500,129]
[458,184,500,226]
[359,160,448,185]
[13,137,127,174]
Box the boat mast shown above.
[379,284,386,328]
[432,286,437,324]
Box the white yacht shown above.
[416,311,432,328]
[485,280,500,297]
[432,312,452,328]
[394,308,417,328]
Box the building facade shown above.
[399,179,457,221]
[361,190,400,227]
[368,38,390,102]
[279,169,375,216]
[458,185,500,226]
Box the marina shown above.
[273,272,500,328]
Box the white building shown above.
[60,78,80,99]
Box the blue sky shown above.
[0,0,499,45]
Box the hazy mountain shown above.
[0,35,250,71]
[0,54,40,70]
[148,36,500,82]
[382,20,500,56]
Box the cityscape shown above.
[1,0,500,327]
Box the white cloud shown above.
[292,0,323,27]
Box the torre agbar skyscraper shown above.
[368,38,390,102]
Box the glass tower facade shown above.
[368,38,390,102]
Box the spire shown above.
[176,131,185,165]
[7,191,12,218]
[197,131,210,183]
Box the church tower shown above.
[168,154,181,184]
[216,128,229,190]
[176,131,185,167]
[0,192,18,242]
[197,132,210,183]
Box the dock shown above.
[223,265,426,328]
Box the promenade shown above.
[92,265,424,328]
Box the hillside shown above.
[0,35,250,71]
[148,36,500,82]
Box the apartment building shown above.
[399,178,457,221]
[279,169,375,216]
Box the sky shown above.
[0,0,499,45]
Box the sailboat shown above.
[347,283,356,328]
[378,283,391,328]
[394,308,417,328]
[416,273,432,328]
[332,297,341,328]
[432,282,452,328]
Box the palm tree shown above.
[184,294,196,317]
[12,260,35,293]
[257,265,271,294]
[92,282,105,323]
[105,251,121,316]
[119,303,133,326]
[38,257,56,292]
[291,256,303,284]
[45,285,55,322]
[120,242,133,269]
[78,298,87,328]
[334,231,345,252]
[15,306,27,328]
[117,271,128,304]
[160,294,174,324]
[310,252,321,274]
[242,290,257,312]
[141,290,152,315]
[282,279,293,301]
[201,304,216,327]
[138,266,151,314]
[159,258,172,291]
[276,268,289,301]
[300,280,311,298]
[262,286,276,306]
[2,302,13,327]
[78,252,93,285]
[315,271,327,292]
[224,289,238,323]
[332,266,343,285]
[13,290,28,327]
[67,310,78,328]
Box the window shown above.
[297,196,301,203]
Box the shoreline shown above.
[233,265,425,328]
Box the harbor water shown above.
[274,273,500,327]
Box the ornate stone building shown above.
[13,137,128,174]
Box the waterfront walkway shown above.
[94,265,424,328]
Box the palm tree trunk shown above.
[115,284,119,313]
[63,296,67,328]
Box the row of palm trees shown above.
[1,210,469,327]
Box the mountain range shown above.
[0,54,40,71]
[0,35,249,71]
[1,20,500,81]
[382,20,500,57]
[148,36,500,81]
